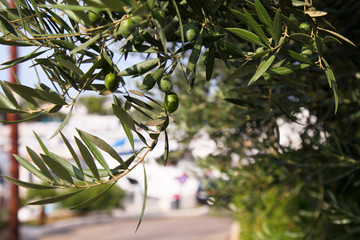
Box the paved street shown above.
[38,215,233,240]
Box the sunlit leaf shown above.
[49,105,73,139]
[76,130,128,170]
[226,28,267,48]
[0,80,19,109]
[14,154,53,183]
[248,54,276,85]
[254,0,273,38]
[41,154,74,184]
[2,175,56,190]
[75,137,100,180]
[0,48,47,70]
[243,9,270,48]
[118,58,162,77]
[112,104,136,131]
[26,147,54,181]
[136,163,147,232]
[77,129,112,176]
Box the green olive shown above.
[165,92,179,113]
[183,22,200,41]
[116,16,143,39]
[105,73,121,92]
[299,22,311,33]
[158,75,173,93]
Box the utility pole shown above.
[7,1,19,239]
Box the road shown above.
[38,215,233,240]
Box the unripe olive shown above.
[299,22,311,33]
[105,73,121,92]
[183,22,200,41]
[158,75,173,93]
[165,92,179,113]
[116,15,143,39]
[300,45,314,58]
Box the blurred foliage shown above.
[78,96,111,115]
[171,0,360,238]
[60,184,125,216]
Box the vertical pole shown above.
[7,1,19,240]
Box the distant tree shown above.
[78,96,111,115]
[0,0,356,237]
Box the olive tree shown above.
[0,0,354,233]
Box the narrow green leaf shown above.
[186,28,203,78]
[0,37,33,46]
[26,147,54,181]
[118,58,161,77]
[13,154,52,183]
[0,111,46,124]
[163,130,169,166]
[76,130,128,170]
[231,9,248,24]
[226,28,267,48]
[205,46,215,81]
[145,117,166,127]
[36,89,67,105]
[273,10,282,45]
[0,14,18,36]
[318,27,356,47]
[2,175,56,190]
[216,39,245,57]
[71,183,115,209]
[248,54,276,85]
[75,137,100,180]
[69,33,101,55]
[41,154,74,184]
[322,57,338,113]
[49,152,87,181]
[171,0,184,54]
[135,163,147,232]
[254,0,273,37]
[0,81,19,109]
[27,190,83,205]
[49,105,73,139]
[112,104,136,131]
[60,132,84,176]
[98,0,123,11]
[0,106,26,114]
[121,119,135,152]
[266,63,310,75]
[5,82,42,107]
[280,48,313,65]
[124,96,154,111]
[0,49,47,70]
[152,18,167,55]
[83,168,124,178]
[77,129,112,176]
[243,9,270,47]
[54,55,84,75]
[34,132,51,156]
